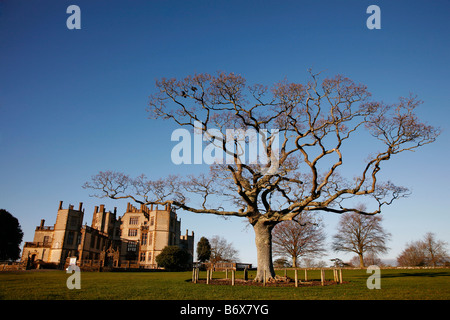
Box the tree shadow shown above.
[381,271,450,278]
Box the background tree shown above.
[397,232,448,267]
[332,205,391,268]
[422,232,448,267]
[272,211,326,267]
[0,209,24,261]
[273,257,290,268]
[84,71,439,281]
[396,241,427,267]
[155,245,191,271]
[349,252,383,267]
[209,235,239,263]
[196,236,211,263]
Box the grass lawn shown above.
[0,268,449,300]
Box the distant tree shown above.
[197,237,211,263]
[209,235,239,263]
[396,241,427,267]
[397,233,448,267]
[349,253,382,267]
[330,258,345,268]
[0,209,24,261]
[272,211,326,267]
[422,232,448,267]
[332,205,391,268]
[273,257,290,268]
[155,246,191,271]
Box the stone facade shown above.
[21,201,194,269]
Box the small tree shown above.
[197,237,211,263]
[332,205,391,268]
[272,211,326,267]
[422,232,448,267]
[274,257,290,268]
[155,246,191,271]
[209,235,239,263]
[0,209,24,261]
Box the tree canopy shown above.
[0,209,24,261]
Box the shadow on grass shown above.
[381,271,450,278]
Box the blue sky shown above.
[1,0,449,266]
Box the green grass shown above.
[0,268,449,300]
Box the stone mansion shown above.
[21,201,194,269]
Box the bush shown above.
[155,246,191,271]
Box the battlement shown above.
[126,202,172,213]
[58,200,84,212]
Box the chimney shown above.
[78,202,83,211]
[114,207,117,215]
[40,219,45,228]
[100,204,105,213]
[94,206,99,214]
[59,201,63,210]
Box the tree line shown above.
[270,209,449,268]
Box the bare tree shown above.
[397,232,448,267]
[422,232,449,267]
[209,235,239,263]
[396,241,427,267]
[272,211,326,267]
[83,71,439,281]
[332,205,391,268]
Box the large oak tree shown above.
[83,71,439,281]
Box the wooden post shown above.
[210,268,213,280]
[321,269,325,286]
[339,269,343,284]
[333,269,337,282]
[244,268,248,281]
[295,269,298,287]
[231,270,235,286]
[225,269,228,279]
[304,269,308,281]
[284,269,287,277]
[192,268,196,283]
[206,270,210,284]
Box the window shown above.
[67,232,74,245]
[127,242,137,252]
[141,233,147,245]
[129,217,139,225]
[140,252,146,262]
[128,229,138,237]
[150,216,155,226]
[147,252,152,261]
[43,236,50,244]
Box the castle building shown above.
[21,201,194,269]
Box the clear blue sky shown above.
[1,0,449,266]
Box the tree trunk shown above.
[358,253,365,268]
[253,220,276,282]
